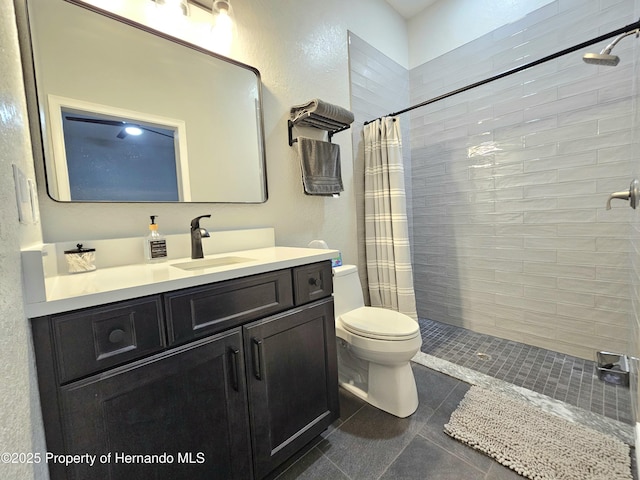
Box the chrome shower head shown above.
[583,28,639,66]
[582,52,620,66]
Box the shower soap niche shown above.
[596,351,629,386]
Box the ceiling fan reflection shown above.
[64,116,175,139]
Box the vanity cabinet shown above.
[31,261,338,480]
[56,330,252,480]
[245,298,337,479]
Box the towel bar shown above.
[288,112,351,146]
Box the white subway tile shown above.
[557,303,628,327]
[496,294,556,314]
[558,160,630,182]
[557,223,629,236]
[557,276,628,295]
[524,262,596,279]
[495,170,558,189]
[524,151,596,173]
[595,238,632,253]
[524,236,596,251]
[595,295,632,313]
[558,129,633,155]
[497,271,557,287]
[597,144,634,164]
[524,209,596,224]
[495,198,557,213]
[556,290,595,307]
[496,224,557,236]
[524,121,598,147]
[524,180,596,198]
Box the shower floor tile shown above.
[419,317,633,425]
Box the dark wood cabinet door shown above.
[58,329,252,480]
[244,298,339,479]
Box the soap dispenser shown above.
[144,215,168,262]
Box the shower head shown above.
[582,52,620,66]
[583,28,639,66]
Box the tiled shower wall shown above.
[349,0,638,361]
[630,0,640,444]
[348,32,412,303]
[409,0,637,360]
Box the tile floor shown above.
[270,318,636,480]
[418,318,633,425]
[271,364,523,480]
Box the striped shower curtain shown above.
[363,117,418,321]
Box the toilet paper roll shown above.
[308,240,329,249]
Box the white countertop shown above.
[25,246,338,317]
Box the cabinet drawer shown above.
[293,261,333,305]
[165,269,294,345]
[52,296,165,384]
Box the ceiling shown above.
[385,0,439,18]
[189,0,439,20]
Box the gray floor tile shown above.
[274,447,349,480]
[412,363,462,411]
[418,383,495,474]
[317,397,434,480]
[485,461,527,480]
[378,435,485,480]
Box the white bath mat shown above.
[444,386,633,480]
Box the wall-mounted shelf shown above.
[288,112,351,146]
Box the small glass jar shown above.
[64,243,96,274]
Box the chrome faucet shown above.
[190,215,211,259]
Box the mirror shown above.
[24,0,268,203]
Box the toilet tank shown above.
[332,265,365,317]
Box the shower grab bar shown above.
[364,18,640,125]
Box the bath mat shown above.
[444,386,632,480]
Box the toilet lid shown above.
[340,307,419,341]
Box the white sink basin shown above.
[171,256,255,271]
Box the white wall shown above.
[7,3,407,475]
[1,0,48,477]
[408,0,554,68]
[32,0,408,273]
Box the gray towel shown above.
[290,99,354,126]
[297,137,344,196]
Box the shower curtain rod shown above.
[364,18,640,125]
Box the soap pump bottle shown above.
[144,215,168,262]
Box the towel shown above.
[290,99,354,126]
[297,137,344,196]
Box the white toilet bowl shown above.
[333,266,422,418]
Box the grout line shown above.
[415,431,488,477]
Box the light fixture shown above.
[211,0,233,52]
[153,0,190,17]
[213,0,231,16]
[116,125,144,139]
[125,126,144,136]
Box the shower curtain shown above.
[363,117,418,321]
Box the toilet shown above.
[332,265,422,418]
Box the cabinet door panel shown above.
[59,330,251,480]
[244,298,339,479]
[165,269,293,345]
[53,296,165,383]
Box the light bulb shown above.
[125,126,143,136]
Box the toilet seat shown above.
[339,307,419,341]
